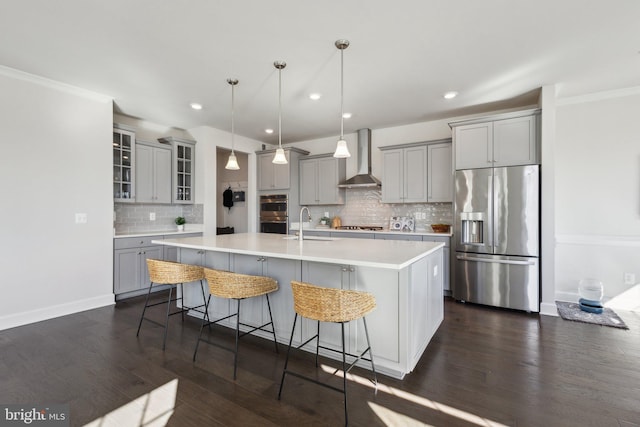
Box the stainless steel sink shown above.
[282,235,338,241]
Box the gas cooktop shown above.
[338,225,384,231]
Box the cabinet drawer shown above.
[114,235,164,249]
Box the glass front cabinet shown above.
[159,136,196,204]
[113,126,136,202]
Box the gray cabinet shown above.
[301,261,400,364]
[231,253,301,342]
[451,110,540,170]
[159,136,197,204]
[258,151,290,191]
[178,246,229,320]
[422,235,451,292]
[380,139,452,204]
[299,154,346,205]
[114,232,203,298]
[427,143,453,202]
[113,125,135,202]
[381,145,427,203]
[114,235,164,295]
[256,148,310,192]
[374,233,422,241]
[135,140,172,204]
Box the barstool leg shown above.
[362,317,378,386]
[315,320,320,367]
[136,281,154,337]
[161,286,173,350]
[179,283,185,323]
[278,313,298,400]
[233,299,241,380]
[341,322,348,426]
[265,294,278,353]
[199,280,211,328]
[193,295,211,362]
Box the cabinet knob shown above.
[341,266,348,272]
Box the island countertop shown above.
[154,232,444,270]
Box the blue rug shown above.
[556,301,628,329]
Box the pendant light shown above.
[333,39,351,158]
[225,78,240,170]
[272,61,288,164]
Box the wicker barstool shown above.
[193,268,279,380]
[136,259,207,350]
[278,280,378,426]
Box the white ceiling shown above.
[1,1,639,144]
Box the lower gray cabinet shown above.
[374,233,422,241]
[114,235,164,295]
[113,233,203,298]
[422,235,450,292]
[231,253,301,342]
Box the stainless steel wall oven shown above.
[259,194,288,234]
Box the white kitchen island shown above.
[153,233,444,379]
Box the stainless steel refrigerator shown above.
[453,165,540,312]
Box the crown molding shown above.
[0,65,113,102]
[557,86,640,106]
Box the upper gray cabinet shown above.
[256,147,309,191]
[299,154,346,205]
[135,140,172,204]
[451,109,540,170]
[159,136,197,204]
[427,142,453,203]
[380,139,452,203]
[113,125,135,202]
[258,151,290,190]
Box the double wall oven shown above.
[259,194,288,234]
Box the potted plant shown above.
[175,216,186,232]
[320,216,330,226]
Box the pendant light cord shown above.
[278,66,282,149]
[227,78,238,154]
[340,46,344,140]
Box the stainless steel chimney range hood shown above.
[337,128,381,188]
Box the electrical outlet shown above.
[75,213,87,224]
[624,273,636,285]
[150,212,156,221]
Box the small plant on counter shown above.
[175,216,186,226]
[320,216,330,225]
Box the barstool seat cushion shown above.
[204,268,278,299]
[291,280,376,323]
[146,259,204,284]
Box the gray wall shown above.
[0,67,114,330]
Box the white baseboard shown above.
[540,302,559,317]
[0,294,115,332]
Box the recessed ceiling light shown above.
[443,91,458,99]
[342,112,352,119]
[309,93,322,100]
[190,103,203,110]
[265,129,274,134]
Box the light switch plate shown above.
[150,212,156,221]
[75,213,87,224]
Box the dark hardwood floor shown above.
[1,294,639,426]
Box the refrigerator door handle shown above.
[456,255,537,266]
[487,174,493,249]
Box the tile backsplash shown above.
[115,189,451,234]
[306,188,452,231]
[114,203,203,234]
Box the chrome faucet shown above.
[299,206,311,241]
